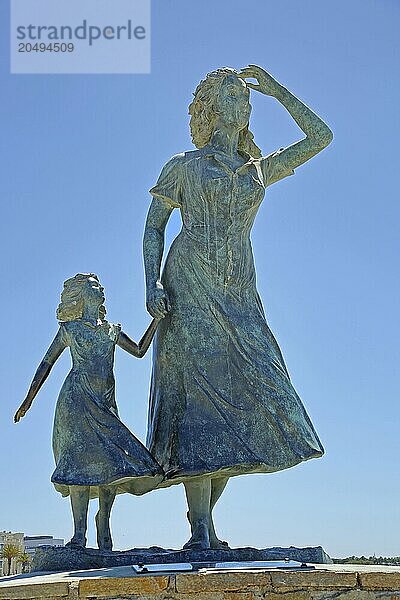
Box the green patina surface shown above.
[15,274,163,550]
[143,65,333,549]
[15,66,333,557]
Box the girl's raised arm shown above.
[117,318,160,359]
[14,327,67,422]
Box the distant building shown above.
[24,535,64,561]
[0,532,64,576]
[0,531,24,576]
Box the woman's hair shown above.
[189,67,262,159]
[56,273,106,322]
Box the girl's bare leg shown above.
[96,485,117,551]
[183,478,211,549]
[68,486,90,548]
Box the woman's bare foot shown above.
[186,510,229,550]
[209,529,230,548]
[209,535,230,550]
[183,521,210,550]
[209,515,230,549]
[65,534,86,549]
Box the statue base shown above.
[2,562,400,600]
[32,545,332,572]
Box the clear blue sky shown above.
[1,0,399,558]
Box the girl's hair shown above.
[189,67,262,159]
[56,273,106,322]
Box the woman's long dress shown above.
[46,320,163,499]
[146,146,324,484]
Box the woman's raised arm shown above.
[14,327,67,422]
[239,65,333,185]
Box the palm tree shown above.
[0,543,22,576]
[17,552,31,574]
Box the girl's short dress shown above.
[44,320,163,499]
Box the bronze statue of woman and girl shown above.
[15,66,332,551]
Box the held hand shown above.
[146,282,171,319]
[14,400,31,423]
[238,65,281,97]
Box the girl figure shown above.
[14,273,164,550]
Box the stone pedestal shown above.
[31,545,332,573]
[1,564,400,600]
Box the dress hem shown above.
[156,451,324,488]
[52,473,164,499]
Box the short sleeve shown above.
[42,325,68,364]
[261,148,295,188]
[149,154,184,209]
[107,322,121,344]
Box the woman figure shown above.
[143,65,333,549]
[15,273,164,550]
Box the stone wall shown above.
[0,566,400,599]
